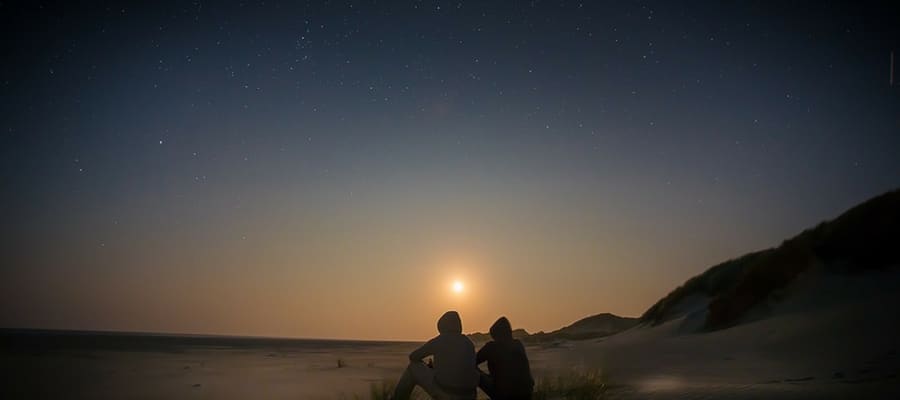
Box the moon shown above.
[452,280,464,294]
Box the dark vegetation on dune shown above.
[640,250,768,326]
[641,188,900,331]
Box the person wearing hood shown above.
[476,317,534,400]
[392,311,479,400]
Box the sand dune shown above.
[557,266,900,399]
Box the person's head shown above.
[489,316,513,341]
[437,311,463,335]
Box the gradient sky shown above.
[1,1,898,341]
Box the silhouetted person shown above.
[392,311,479,400]
[476,317,534,400]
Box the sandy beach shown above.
[4,268,898,399]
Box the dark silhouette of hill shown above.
[640,188,900,331]
[467,328,530,344]
[537,313,638,340]
[468,313,637,344]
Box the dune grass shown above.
[349,380,423,400]
[532,370,607,400]
[358,380,397,400]
[356,370,607,400]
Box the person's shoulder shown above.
[478,340,498,356]
[437,333,470,344]
[459,334,476,347]
[479,340,496,349]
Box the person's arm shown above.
[476,341,492,365]
[409,338,435,362]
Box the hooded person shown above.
[392,311,479,400]
[476,317,534,400]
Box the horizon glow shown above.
[1,1,898,341]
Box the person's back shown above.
[393,311,478,400]
[425,332,478,391]
[477,317,534,400]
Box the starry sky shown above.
[1,1,898,341]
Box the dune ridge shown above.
[640,188,900,331]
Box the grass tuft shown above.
[356,370,607,399]
[360,380,424,400]
[532,369,608,400]
[365,380,394,400]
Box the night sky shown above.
[2,1,899,340]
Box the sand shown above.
[559,267,900,399]
[1,339,415,399]
[3,267,898,399]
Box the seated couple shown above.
[392,311,534,400]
